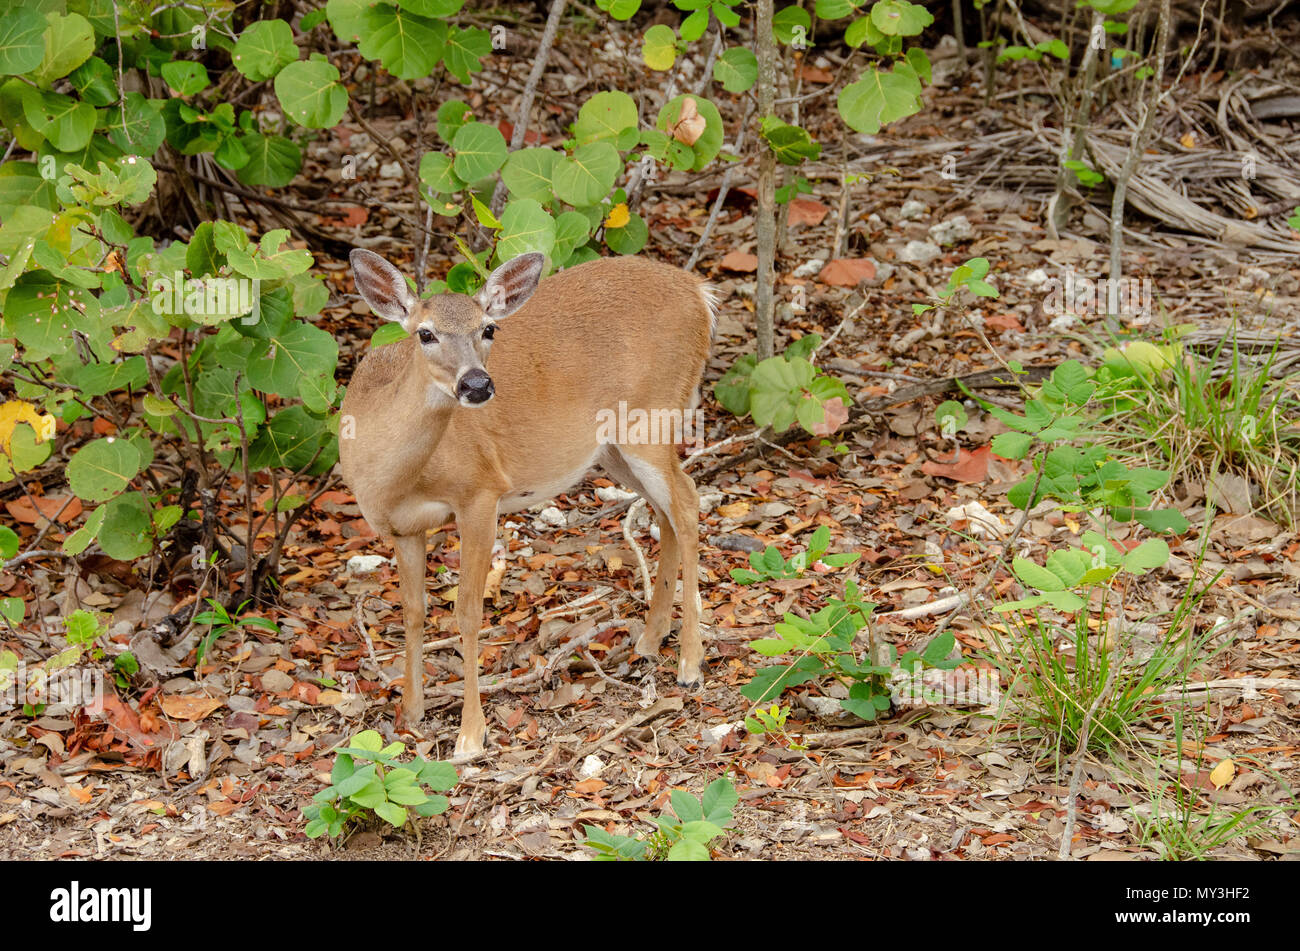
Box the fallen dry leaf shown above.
[921,445,993,483]
[788,198,830,227]
[159,694,224,722]
[668,96,706,146]
[818,258,876,286]
[720,250,758,272]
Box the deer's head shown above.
[350,249,544,407]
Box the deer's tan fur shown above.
[340,253,714,755]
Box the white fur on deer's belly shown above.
[498,456,599,514]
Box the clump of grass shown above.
[1129,710,1297,860]
[1093,324,1300,527]
[984,576,1229,773]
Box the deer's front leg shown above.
[453,502,498,755]
[391,533,429,727]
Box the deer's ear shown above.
[476,252,545,320]
[351,249,416,325]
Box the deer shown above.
[340,249,716,755]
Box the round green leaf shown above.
[574,91,639,148]
[23,90,95,152]
[494,199,555,265]
[358,5,446,81]
[161,61,210,96]
[67,437,143,503]
[772,6,812,45]
[451,121,507,182]
[419,150,464,195]
[551,141,620,207]
[98,492,153,561]
[499,147,557,203]
[233,19,298,81]
[31,12,95,87]
[837,65,924,134]
[0,9,49,76]
[107,92,166,156]
[604,211,647,255]
[551,210,591,262]
[274,59,348,129]
[656,95,724,171]
[68,56,117,106]
[642,24,677,71]
[713,47,758,92]
[236,133,302,187]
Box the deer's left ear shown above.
[476,252,545,320]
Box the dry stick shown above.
[490,0,567,216]
[1047,8,1105,239]
[1058,608,1123,861]
[684,98,754,271]
[621,498,654,603]
[754,0,778,360]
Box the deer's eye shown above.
[418,328,436,344]
[483,324,497,341]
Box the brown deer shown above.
[340,250,715,755]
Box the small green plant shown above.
[582,777,737,861]
[744,702,807,750]
[192,598,280,665]
[304,730,458,839]
[730,524,859,585]
[1131,711,1294,860]
[1288,206,1300,231]
[1062,159,1105,187]
[1091,329,1300,528]
[714,333,853,438]
[742,578,961,719]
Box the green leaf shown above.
[236,133,302,188]
[107,93,166,156]
[451,121,508,182]
[274,59,348,129]
[551,141,620,207]
[161,61,210,96]
[991,430,1033,460]
[67,437,142,502]
[642,23,677,70]
[436,99,472,145]
[713,47,757,92]
[1122,538,1170,573]
[604,211,647,255]
[656,95,724,170]
[772,6,812,45]
[0,525,18,560]
[418,760,459,791]
[246,320,338,398]
[23,90,95,151]
[1012,556,1065,592]
[233,19,299,81]
[666,838,710,861]
[495,198,555,264]
[837,64,924,134]
[97,492,153,560]
[358,5,446,80]
[247,406,330,470]
[669,789,704,822]
[0,9,47,76]
[574,91,639,148]
[442,26,491,84]
[31,12,95,88]
[871,0,933,36]
[373,801,407,827]
[350,729,384,752]
[700,778,737,824]
[499,147,557,202]
[551,210,591,262]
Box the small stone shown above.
[536,506,566,527]
[378,161,403,180]
[1025,267,1050,286]
[596,486,638,503]
[899,240,941,264]
[792,258,826,278]
[346,554,389,575]
[927,215,973,246]
[900,199,927,220]
[577,754,604,779]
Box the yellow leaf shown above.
[1209,757,1235,789]
[717,501,750,519]
[604,202,630,229]
[1180,131,1197,149]
[0,401,56,453]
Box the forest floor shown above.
[2,20,1299,861]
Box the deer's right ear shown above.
[350,249,416,325]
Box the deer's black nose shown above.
[458,369,494,404]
